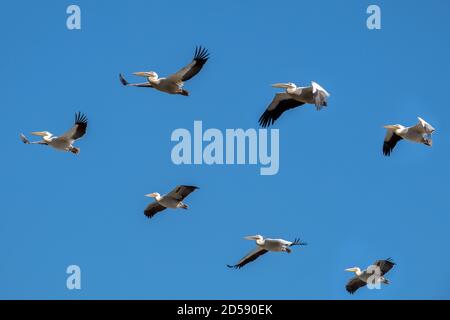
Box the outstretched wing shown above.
[167,46,209,82]
[373,258,396,276]
[346,277,367,294]
[119,74,152,87]
[166,185,198,201]
[20,134,47,145]
[227,247,268,269]
[61,112,88,141]
[144,202,167,219]
[259,93,304,128]
[383,129,403,156]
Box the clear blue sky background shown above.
[1,0,449,299]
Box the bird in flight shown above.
[259,81,330,127]
[383,117,435,156]
[120,46,209,96]
[227,235,307,269]
[345,258,396,294]
[143,185,199,219]
[20,112,88,154]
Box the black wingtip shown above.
[258,109,279,128]
[183,185,199,190]
[144,212,152,219]
[227,264,240,270]
[292,238,308,246]
[194,46,210,62]
[75,112,88,125]
[119,73,129,86]
[386,257,396,265]
[20,133,30,144]
[258,112,272,128]
[382,143,391,156]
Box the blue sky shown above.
[1,0,450,299]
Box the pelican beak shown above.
[383,125,397,130]
[244,235,258,240]
[345,268,355,272]
[31,131,47,137]
[133,71,150,77]
[144,193,157,198]
[271,83,290,89]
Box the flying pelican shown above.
[144,185,198,219]
[119,46,209,96]
[20,112,88,154]
[345,258,395,294]
[259,81,330,127]
[383,117,435,156]
[227,235,307,269]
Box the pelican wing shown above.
[410,117,435,134]
[61,112,88,141]
[119,74,152,87]
[20,134,30,144]
[167,46,209,82]
[20,134,48,145]
[144,202,167,219]
[227,247,268,269]
[289,238,308,246]
[311,81,330,110]
[166,185,198,201]
[383,129,403,156]
[259,93,305,127]
[373,258,395,276]
[346,277,367,294]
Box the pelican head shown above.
[145,192,161,198]
[272,82,296,90]
[31,131,52,137]
[345,267,361,274]
[134,71,158,79]
[244,235,263,241]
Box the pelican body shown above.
[144,185,198,219]
[383,117,435,156]
[345,258,396,294]
[149,192,188,209]
[120,46,209,96]
[227,235,307,269]
[259,81,330,127]
[20,112,88,154]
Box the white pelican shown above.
[259,81,330,127]
[20,112,88,154]
[119,46,209,96]
[383,117,435,156]
[345,258,395,294]
[144,185,198,219]
[227,235,307,269]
